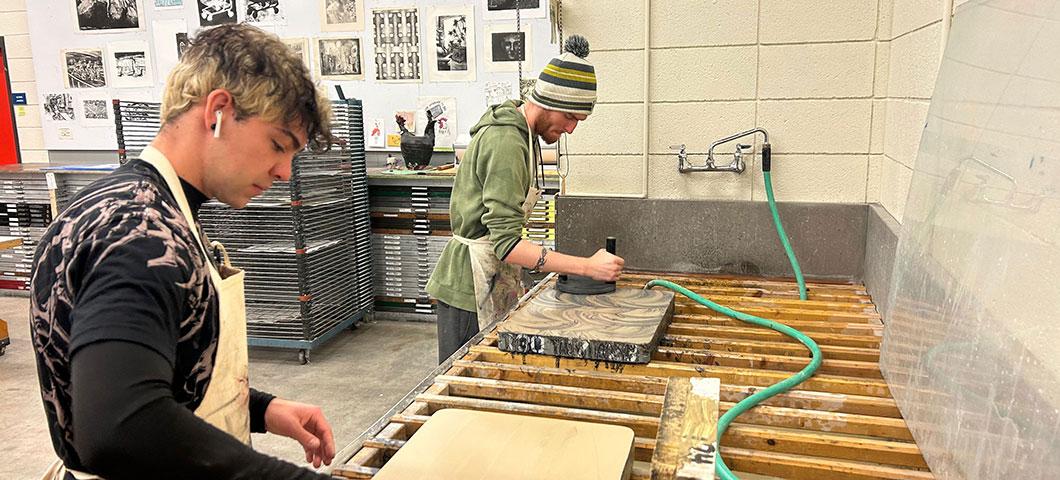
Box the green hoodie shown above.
[426,100,534,312]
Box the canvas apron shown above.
[453,116,543,329]
[42,148,252,480]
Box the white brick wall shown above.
[1,0,46,163]
[560,0,948,225]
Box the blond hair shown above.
[161,24,334,152]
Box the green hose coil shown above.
[645,169,819,479]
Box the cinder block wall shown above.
[563,0,954,224]
[1,0,46,163]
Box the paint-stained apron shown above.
[42,146,252,480]
[452,112,542,330]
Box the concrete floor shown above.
[0,296,439,479]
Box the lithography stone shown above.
[497,285,675,364]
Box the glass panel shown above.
[881,1,1060,478]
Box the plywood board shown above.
[497,286,675,363]
[652,377,721,480]
[372,408,634,480]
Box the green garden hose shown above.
[645,143,820,479]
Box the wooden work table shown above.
[331,271,933,480]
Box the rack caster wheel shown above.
[298,350,310,365]
[0,345,6,356]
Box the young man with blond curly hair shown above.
[31,24,336,479]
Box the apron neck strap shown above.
[139,146,216,266]
[517,105,542,191]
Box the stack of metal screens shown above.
[368,184,453,315]
[113,100,161,164]
[371,234,449,314]
[342,102,374,313]
[0,171,52,291]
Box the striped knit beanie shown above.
[529,35,597,116]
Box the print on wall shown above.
[483,0,546,20]
[282,38,311,71]
[43,93,75,122]
[321,0,364,32]
[484,80,515,106]
[107,41,154,88]
[427,5,476,82]
[317,38,364,80]
[62,49,107,89]
[372,7,421,83]
[197,0,237,27]
[74,0,144,32]
[366,118,385,148]
[76,92,112,127]
[485,24,531,72]
[240,0,286,26]
[152,20,188,84]
[417,96,458,148]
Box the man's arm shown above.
[504,240,623,281]
[70,340,331,480]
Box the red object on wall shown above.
[0,38,22,165]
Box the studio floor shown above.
[0,296,439,480]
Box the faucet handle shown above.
[735,143,752,153]
[669,144,686,152]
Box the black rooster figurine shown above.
[396,110,436,170]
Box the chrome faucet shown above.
[675,128,770,174]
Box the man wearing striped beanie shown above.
[427,35,624,363]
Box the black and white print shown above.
[492,32,524,62]
[77,93,112,127]
[321,0,364,31]
[107,41,154,88]
[152,20,188,84]
[43,93,75,122]
[240,0,286,26]
[484,80,515,106]
[485,24,531,72]
[372,7,421,83]
[482,0,545,20]
[317,38,363,80]
[83,100,108,119]
[176,33,192,59]
[62,49,106,89]
[197,0,237,27]
[428,5,476,82]
[282,38,311,70]
[74,0,144,32]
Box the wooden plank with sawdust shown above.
[652,377,721,480]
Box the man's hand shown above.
[264,398,336,468]
[584,248,624,282]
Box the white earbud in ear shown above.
[213,110,223,138]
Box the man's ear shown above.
[202,89,234,132]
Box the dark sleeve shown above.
[68,225,194,365]
[250,388,276,434]
[71,340,331,480]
